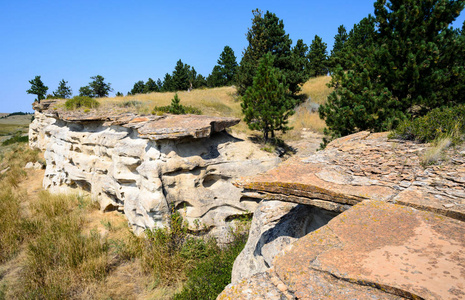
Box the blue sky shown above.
[1,0,464,113]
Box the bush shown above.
[152,93,202,115]
[2,134,28,146]
[173,232,247,300]
[390,105,465,144]
[65,96,100,110]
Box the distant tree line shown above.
[27,75,113,102]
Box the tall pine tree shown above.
[236,9,304,97]
[329,25,349,72]
[241,52,295,142]
[307,35,328,77]
[171,59,191,91]
[320,0,465,142]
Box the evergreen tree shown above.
[236,9,304,96]
[89,75,113,97]
[207,65,223,87]
[27,76,48,102]
[172,59,191,91]
[307,35,328,77]
[320,0,465,142]
[211,45,238,86]
[79,86,94,97]
[130,80,145,95]
[53,79,72,99]
[156,78,163,91]
[329,25,349,72]
[162,73,173,92]
[289,39,310,94]
[241,53,295,142]
[144,78,159,93]
[116,91,124,97]
[193,74,207,89]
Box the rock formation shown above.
[220,131,465,299]
[29,100,280,240]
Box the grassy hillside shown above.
[0,114,32,135]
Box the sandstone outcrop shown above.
[29,100,281,239]
[221,131,465,299]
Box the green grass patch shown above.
[65,96,100,110]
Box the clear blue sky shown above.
[1,0,464,113]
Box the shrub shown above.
[173,232,247,300]
[65,96,100,110]
[390,105,465,144]
[2,134,28,146]
[152,93,202,115]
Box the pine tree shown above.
[27,76,48,102]
[144,78,159,93]
[241,52,295,142]
[156,78,163,91]
[89,75,113,97]
[216,46,238,86]
[288,39,310,94]
[307,35,328,77]
[207,65,223,87]
[172,59,191,91]
[320,0,465,142]
[53,79,72,99]
[329,25,349,72]
[236,10,304,97]
[130,80,145,95]
[79,86,94,97]
[162,73,173,92]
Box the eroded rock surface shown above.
[220,200,465,300]
[221,131,465,299]
[235,131,465,220]
[29,101,280,240]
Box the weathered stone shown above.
[30,109,280,241]
[234,131,465,221]
[221,200,465,299]
[231,200,337,284]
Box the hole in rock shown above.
[202,174,229,188]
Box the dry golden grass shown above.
[100,87,242,118]
[299,75,333,105]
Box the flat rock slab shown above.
[34,99,240,141]
[219,200,465,299]
[273,200,465,299]
[235,131,465,220]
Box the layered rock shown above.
[221,131,465,299]
[29,100,281,239]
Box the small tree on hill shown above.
[89,75,113,97]
[79,86,94,97]
[130,80,145,95]
[27,76,48,102]
[242,52,295,142]
[53,79,72,99]
[307,35,328,77]
[144,78,159,93]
